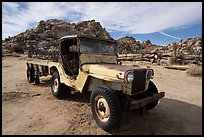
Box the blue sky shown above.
[2,2,202,46]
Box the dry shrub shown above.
[10,45,24,54]
[12,52,21,57]
[186,64,202,77]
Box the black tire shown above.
[34,75,40,85]
[90,86,121,131]
[146,81,159,110]
[51,71,69,99]
[27,68,35,83]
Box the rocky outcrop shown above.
[116,36,160,54]
[165,35,202,56]
[116,35,202,65]
[116,36,140,54]
[2,18,202,65]
[2,19,112,59]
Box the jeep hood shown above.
[81,64,148,81]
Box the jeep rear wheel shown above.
[34,75,40,85]
[27,68,35,83]
[146,81,159,110]
[51,71,70,99]
[90,86,121,131]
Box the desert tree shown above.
[172,42,177,58]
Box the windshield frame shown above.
[79,37,117,56]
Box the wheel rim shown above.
[94,95,110,122]
[53,79,59,93]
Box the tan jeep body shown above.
[26,35,165,131]
[47,35,155,96]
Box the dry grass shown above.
[186,64,202,77]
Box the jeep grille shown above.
[131,69,146,94]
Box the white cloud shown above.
[2,2,202,39]
[158,32,182,40]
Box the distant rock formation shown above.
[2,19,112,59]
[116,35,202,65]
[116,36,160,54]
[165,35,202,56]
[2,19,202,65]
[116,36,141,54]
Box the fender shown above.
[48,62,75,88]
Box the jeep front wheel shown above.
[90,86,121,131]
[146,81,159,110]
[51,71,69,99]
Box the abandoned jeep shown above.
[26,35,165,131]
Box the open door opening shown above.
[59,38,79,78]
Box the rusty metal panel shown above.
[130,92,165,110]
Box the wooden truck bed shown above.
[26,59,49,77]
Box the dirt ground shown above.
[2,56,202,135]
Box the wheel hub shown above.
[95,96,110,122]
[53,79,59,92]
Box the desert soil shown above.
[2,56,202,135]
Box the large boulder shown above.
[2,19,113,59]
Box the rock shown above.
[32,93,41,97]
[142,39,152,45]
[2,18,202,65]
[187,41,195,47]
[2,19,112,59]
[116,36,141,54]
[12,52,20,57]
[37,41,50,50]
[150,48,158,54]
[194,40,202,46]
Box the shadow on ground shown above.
[55,90,202,135]
[28,78,202,135]
[35,78,51,87]
[114,98,202,135]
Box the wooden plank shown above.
[164,65,189,70]
[26,59,49,66]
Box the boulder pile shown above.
[2,19,112,59]
[116,35,202,65]
[2,19,202,65]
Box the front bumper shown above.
[130,91,165,110]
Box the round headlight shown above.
[146,70,152,79]
[125,71,134,83]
